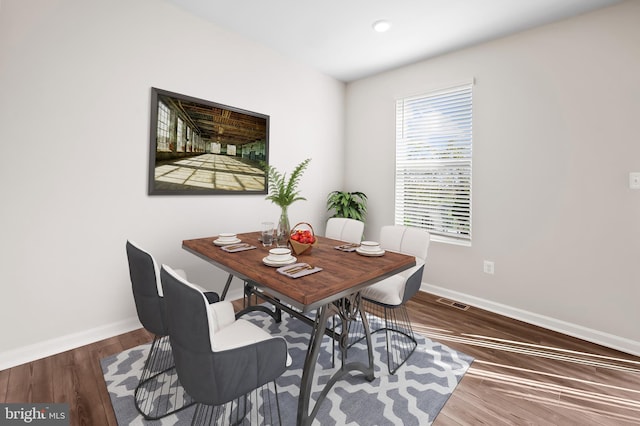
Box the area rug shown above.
[101,310,473,425]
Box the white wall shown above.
[346,1,640,355]
[0,0,345,368]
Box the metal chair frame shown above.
[134,335,195,419]
[346,298,418,374]
[189,382,282,426]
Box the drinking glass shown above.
[261,222,275,247]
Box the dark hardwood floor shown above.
[1,292,639,425]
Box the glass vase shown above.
[276,206,290,247]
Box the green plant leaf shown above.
[265,158,311,207]
[326,190,368,220]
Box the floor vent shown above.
[436,298,470,311]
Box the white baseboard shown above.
[422,283,640,357]
[0,291,248,371]
[0,317,142,371]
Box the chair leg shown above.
[134,335,195,420]
[190,381,282,425]
[344,300,418,375]
[381,304,417,375]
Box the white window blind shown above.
[395,82,473,244]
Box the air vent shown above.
[436,298,469,311]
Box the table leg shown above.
[234,281,282,322]
[297,304,331,426]
[297,294,375,426]
[220,274,234,300]
[358,298,375,379]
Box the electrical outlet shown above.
[630,172,640,190]
[483,260,495,274]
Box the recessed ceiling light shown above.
[372,20,391,33]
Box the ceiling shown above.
[166,0,622,82]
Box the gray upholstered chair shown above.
[354,226,430,374]
[126,240,219,420]
[160,264,291,425]
[325,217,365,244]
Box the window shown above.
[177,117,184,152]
[157,101,170,152]
[395,82,473,244]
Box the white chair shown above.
[161,265,291,425]
[355,226,430,374]
[325,217,365,243]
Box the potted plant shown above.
[326,191,367,221]
[266,158,311,246]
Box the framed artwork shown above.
[148,87,269,195]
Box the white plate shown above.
[356,247,385,257]
[262,256,297,267]
[213,238,241,246]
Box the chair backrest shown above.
[379,225,430,261]
[379,226,430,304]
[125,240,166,336]
[325,217,365,244]
[161,265,225,404]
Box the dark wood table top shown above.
[183,232,416,312]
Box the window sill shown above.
[431,234,471,247]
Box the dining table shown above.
[182,231,416,426]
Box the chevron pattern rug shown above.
[101,310,473,425]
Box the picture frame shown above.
[148,87,269,195]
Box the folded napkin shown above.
[277,263,323,278]
[221,243,256,253]
[335,243,360,252]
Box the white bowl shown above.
[218,233,237,241]
[360,241,381,252]
[268,247,292,261]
